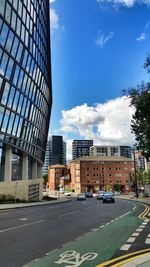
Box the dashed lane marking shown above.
[58,211,78,217]
[120,244,131,251]
[136,228,143,232]
[132,232,140,237]
[0,213,10,216]
[145,238,150,244]
[127,237,136,243]
[0,219,44,233]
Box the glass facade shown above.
[0,0,52,165]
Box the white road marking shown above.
[127,237,136,243]
[144,220,149,222]
[111,220,114,223]
[92,228,98,232]
[145,238,150,244]
[132,232,140,237]
[120,244,131,251]
[142,222,148,225]
[148,234,150,238]
[58,211,78,217]
[139,225,145,229]
[99,225,104,229]
[136,228,143,232]
[0,220,44,233]
[0,213,10,216]
[85,206,93,210]
[20,218,28,221]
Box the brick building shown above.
[48,164,70,191]
[70,156,135,193]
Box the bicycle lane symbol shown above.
[54,250,98,267]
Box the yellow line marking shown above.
[138,205,150,220]
[96,248,150,267]
[111,252,150,267]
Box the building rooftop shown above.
[71,156,133,162]
[49,164,67,169]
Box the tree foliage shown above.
[124,54,150,159]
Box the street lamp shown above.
[131,147,138,198]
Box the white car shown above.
[77,193,86,200]
[64,192,71,196]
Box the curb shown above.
[0,198,71,210]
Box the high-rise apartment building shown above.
[0,0,52,200]
[72,140,93,160]
[42,136,66,175]
[90,146,132,158]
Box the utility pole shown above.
[132,148,138,198]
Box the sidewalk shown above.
[0,197,70,210]
[115,194,150,205]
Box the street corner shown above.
[96,249,150,267]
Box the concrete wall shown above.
[0,178,43,201]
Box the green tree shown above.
[124,55,150,159]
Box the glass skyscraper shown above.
[0,0,52,200]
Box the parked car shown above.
[85,191,93,198]
[77,193,86,200]
[96,191,105,200]
[59,188,65,193]
[64,191,71,196]
[103,192,115,203]
[143,192,149,198]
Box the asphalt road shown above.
[0,197,147,267]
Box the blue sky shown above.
[50,0,150,159]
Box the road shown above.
[0,198,149,267]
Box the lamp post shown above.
[132,148,138,198]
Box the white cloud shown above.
[50,0,55,3]
[96,0,150,8]
[50,8,59,30]
[136,32,146,41]
[60,96,135,160]
[95,32,114,48]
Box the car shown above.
[85,191,93,198]
[59,188,65,193]
[64,191,71,196]
[103,192,115,203]
[143,192,149,198]
[77,193,86,200]
[96,191,105,200]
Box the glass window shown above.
[12,90,20,111]
[11,10,17,30]
[16,117,23,137]
[16,42,23,62]
[11,36,19,58]
[18,0,23,17]
[1,109,10,132]
[0,52,9,76]
[5,57,14,80]
[13,65,20,86]
[22,49,28,69]
[17,69,24,89]
[17,94,23,113]
[1,82,10,105]
[5,30,14,53]
[12,115,19,136]
[21,97,27,116]
[0,106,4,127]
[13,0,18,11]
[0,18,3,32]
[7,86,15,108]
[16,17,21,37]
[0,0,6,16]
[5,3,12,24]
[0,23,9,47]
[7,112,15,134]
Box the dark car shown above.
[85,191,93,198]
[143,192,149,198]
[103,192,115,203]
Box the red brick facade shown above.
[70,156,134,193]
[48,165,68,190]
